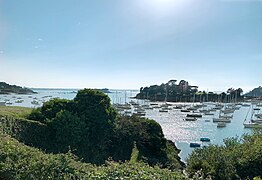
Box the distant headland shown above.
[0,82,36,94]
[245,86,262,97]
[96,88,111,93]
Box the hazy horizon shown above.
[1,80,257,94]
[0,0,261,93]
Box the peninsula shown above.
[0,82,36,94]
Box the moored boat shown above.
[217,122,227,128]
[213,118,231,123]
[181,109,190,112]
[200,137,210,142]
[190,142,201,148]
[187,114,202,118]
[243,123,262,128]
[184,117,197,121]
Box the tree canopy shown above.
[28,89,183,168]
[136,80,244,102]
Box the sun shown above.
[136,0,188,18]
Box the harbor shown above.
[1,88,260,161]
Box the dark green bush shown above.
[186,130,262,179]
[25,89,183,168]
[0,115,51,150]
[112,115,183,169]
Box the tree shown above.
[70,89,117,163]
[29,89,117,164]
[28,98,70,123]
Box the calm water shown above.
[0,89,256,162]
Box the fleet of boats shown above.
[243,104,262,128]
[113,100,262,148]
[1,92,262,149]
[0,95,55,107]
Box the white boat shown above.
[159,109,168,113]
[15,100,24,103]
[219,114,233,119]
[213,118,231,123]
[5,102,12,105]
[257,103,262,107]
[217,122,227,128]
[31,100,40,105]
[244,123,262,128]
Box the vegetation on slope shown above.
[0,106,32,118]
[4,89,262,179]
[0,134,186,179]
[186,130,262,179]
[26,89,183,168]
[0,82,36,94]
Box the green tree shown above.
[71,89,117,163]
[29,98,70,123]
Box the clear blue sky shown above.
[0,0,261,92]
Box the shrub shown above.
[0,134,186,179]
[186,130,262,179]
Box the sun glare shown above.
[136,0,189,18]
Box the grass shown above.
[0,106,32,118]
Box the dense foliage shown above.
[0,82,35,94]
[28,89,117,164]
[0,134,186,179]
[186,130,262,179]
[136,80,243,102]
[28,89,183,168]
[112,115,183,169]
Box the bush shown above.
[28,89,117,164]
[0,115,51,150]
[0,134,186,179]
[28,98,70,123]
[112,115,183,170]
[186,130,262,179]
[25,89,183,168]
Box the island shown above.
[0,82,36,94]
[136,79,244,103]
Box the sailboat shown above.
[243,105,262,128]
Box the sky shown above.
[0,0,261,92]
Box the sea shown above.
[0,88,257,162]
